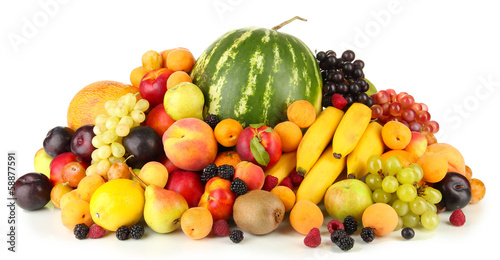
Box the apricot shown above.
[287,100,316,128]
[50,183,73,209]
[289,200,324,235]
[214,119,244,147]
[421,131,437,145]
[142,50,163,72]
[59,189,80,209]
[426,143,466,176]
[61,199,93,230]
[213,151,242,167]
[417,152,448,183]
[273,121,303,152]
[362,203,398,236]
[465,165,473,180]
[270,186,296,212]
[166,71,192,90]
[139,161,169,188]
[381,121,412,150]
[76,174,105,202]
[166,48,195,73]
[160,49,174,68]
[380,150,418,168]
[180,207,213,240]
[469,178,486,204]
[130,66,148,88]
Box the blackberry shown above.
[129,224,145,239]
[330,229,347,244]
[201,163,218,183]
[360,227,375,243]
[230,178,247,195]
[218,165,235,180]
[116,225,130,241]
[229,229,244,243]
[204,114,220,129]
[343,216,358,235]
[336,235,354,251]
[74,223,89,239]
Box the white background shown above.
[1,0,499,259]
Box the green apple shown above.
[324,179,373,223]
[34,148,52,178]
[163,82,204,121]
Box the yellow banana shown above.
[296,107,344,176]
[264,151,296,183]
[331,103,372,160]
[296,145,346,204]
[346,121,385,179]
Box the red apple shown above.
[145,103,175,137]
[49,152,89,186]
[139,68,174,107]
[157,153,179,174]
[165,169,204,208]
[198,177,236,221]
[236,124,282,170]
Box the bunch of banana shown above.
[296,106,344,176]
[264,151,296,183]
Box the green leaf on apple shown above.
[249,123,264,129]
[250,136,270,166]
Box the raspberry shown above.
[229,229,244,243]
[336,235,354,251]
[262,175,278,191]
[130,224,145,239]
[289,170,304,187]
[331,94,348,110]
[201,163,218,183]
[230,178,247,195]
[449,209,466,226]
[360,227,375,243]
[204,114,220,129]
[304,228,321,248]
[327,219,344,233]
[279,177,293,190]
[218,164,235,180]
[74,223,89,239]
[116,225,130,241]
[343,216,358,235]
[88,224,106,239]
[212,219,230,237]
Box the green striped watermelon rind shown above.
[191,26,323,128]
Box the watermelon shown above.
[190,26,322,127]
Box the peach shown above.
[233,161,265,191]
[426,143,466,176]
[61,199,93,230]
[76,174,105,202]
[417,152,448,183]
[382,121,412,150]
[163,118,218,171]
[180,207,213,240]
[403,131,428,158]
[380,150,418,168]
[362,203,398,236]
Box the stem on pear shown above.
[272,16,307,31]
[129,167,147,189]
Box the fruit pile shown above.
[15,17,486,251]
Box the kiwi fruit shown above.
[232,190,285,235]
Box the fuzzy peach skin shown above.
[403,131,428,158]
[233,161,265,191]
[163,118,217,171]
[426,143,466,176]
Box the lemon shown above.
[89,179,145,231]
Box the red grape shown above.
[387,89,397,102]
[416,110,431,124]
[371,105,383,119]
[402,108,416,122]
[421,123,434,133]
[409,103,422,112]
[381,103,390,116]
[409,121,421,132]
[420,103,428,111]
[427,120,440,134]
[400,95,415,108]
[389,101,403,117]
[374,90,390,104]
[396,92,408,101]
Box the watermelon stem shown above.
[272,16,307,31]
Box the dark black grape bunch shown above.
[316,50,373,110]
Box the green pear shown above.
[163,82,204,121]
[365,78,378,97]
[143,185,189,234]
